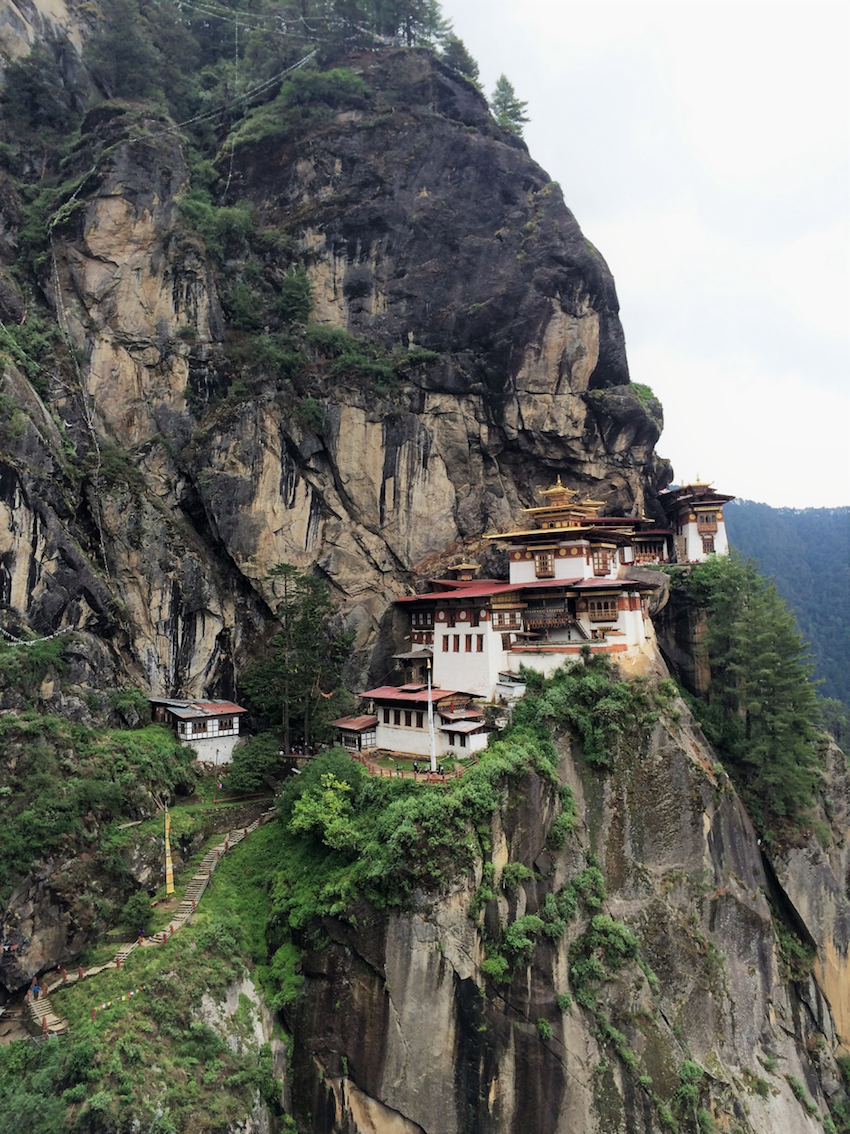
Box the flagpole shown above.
[427,656,437,773]
[164,808,174,896]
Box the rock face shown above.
[284,707,849,1134]
[0,46,667,696]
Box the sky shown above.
[441,0,850,508]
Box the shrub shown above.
[501,862,533,893]
[537,1018,552,1040]
[276,268,313,324]
[121,890,153,934]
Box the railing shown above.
[588,608,619,622]
[525,609,570,628]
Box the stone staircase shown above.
[21,808,276,1038]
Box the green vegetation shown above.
[490,74,529,135]
[724,500,850,709]
[120,891,154,935]
[441,36,479,82]
[0,635,67,701]
[513,652,676,768]
[670,554,821,829]
[569,914,640,1010]
[241,563,353,752]
[0,713,193,898]
[628,382,659,408]
[227,67,370,150]
[0,824,290,1132]
[786,1074,818,1116]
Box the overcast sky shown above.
[442,0,850,508]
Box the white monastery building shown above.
[150,697,247,765]
[333,476,732,753]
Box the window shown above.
[453,635,460,652]
[465,635,472,652]
[383,708,391,724]
[592,548,610,576]
[442,636,449,652]
[217,717,233,730]
[459,734,467,748]
[534,550,555,578]
[393,710,401,726]
[493,610,521,629]
[501,633,513,650]
[192,720,207,734]
[405,711,412,727]
[588,599,618,622]
[701,535,715,553]
[477,635,484,653]
[416,712,424,728]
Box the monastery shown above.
[334,478,733,759]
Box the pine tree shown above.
[242,564,350,752]
[490,74,529,136]
[441,36,479,82]
[688,554,821,827]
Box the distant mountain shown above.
[724,500,850,707]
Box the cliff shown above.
[0,40,667,699]
[276,697,850,1134]
[2,14,849,1134]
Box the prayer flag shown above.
[164,808,174,895]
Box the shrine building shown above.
[333,475,735,750]
[149,697,247,765]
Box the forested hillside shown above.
[724,500,850,708]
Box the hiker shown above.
[32,983,40,1000]
[413,760,419,775]
[438,763,444,776]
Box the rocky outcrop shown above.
[0,47,668,695]
[284,704,847,1133]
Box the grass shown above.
[19,823,292,1132]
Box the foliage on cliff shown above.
[669,554,821,831]
[0,713,194,899]
[241,564,353,753]
[0,825,288,1133]
[262,656,670,965]
[724,499,850,709]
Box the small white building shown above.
[149,697,247,766]
[658,480,734,563]
[334,684,489,759]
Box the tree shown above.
[686,554,821,828]
[490,74,529,136]
[241,564,351,752]
[818,698,850,753]
[441,36,479,82]
[0,43,80,135]
[84,0,163,100]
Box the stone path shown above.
[21,808,277,1038]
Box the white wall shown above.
[432,622,505,699]
[373,721,487,758]
[184,733,241,766]
[683,522,729,562]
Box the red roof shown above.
[395,577,645,603]
[570,578,643,589]
[332,715,378,731]
[192,701,247,715]
[395,582,520,602]
[360,685,469,704]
